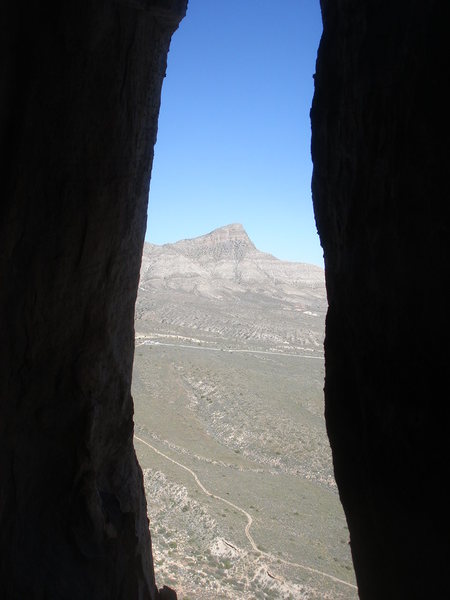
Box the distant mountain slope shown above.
[140,223,324,298]
[136,225,326,354]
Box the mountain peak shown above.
[167,223,255,263]
[206,223,252,243]
[219,222,245,232]
[141,224,325,294]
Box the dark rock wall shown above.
[312,1,450,598]
[0,1,186,598]
[3,0,449,597]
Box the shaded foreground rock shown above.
[158,586,178,600]
[312,1,450,598]
[2,1,449,598]
[0,1,187,598]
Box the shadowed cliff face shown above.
[312,1,450,598]
[0,1,187,598]
[1,1,448,598]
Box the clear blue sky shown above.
[146,0,324,266]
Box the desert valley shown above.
[132,224,356,599]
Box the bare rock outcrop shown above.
[0,1,187,598]
[137,225,326,352]
[141,224,325,292]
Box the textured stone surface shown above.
[312,1,450,598]
[141,223,324,290]
[3,1,449,598]
[0,1,186,598]
[137,224,326,356]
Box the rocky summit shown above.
[140,223,324,298]
[136,224,326,355]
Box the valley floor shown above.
[132,337,357,600]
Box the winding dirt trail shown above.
[135,434,259,551]
[134,434,357,591]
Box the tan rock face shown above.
[141,223,325,289]
[137,224,326,354]
[0,2,186,598]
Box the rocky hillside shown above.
[136,225,326,354]
[140,223,324,299]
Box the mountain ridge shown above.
[136,223,326,355]
[141,224,324,292]
[148,223,321,267]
